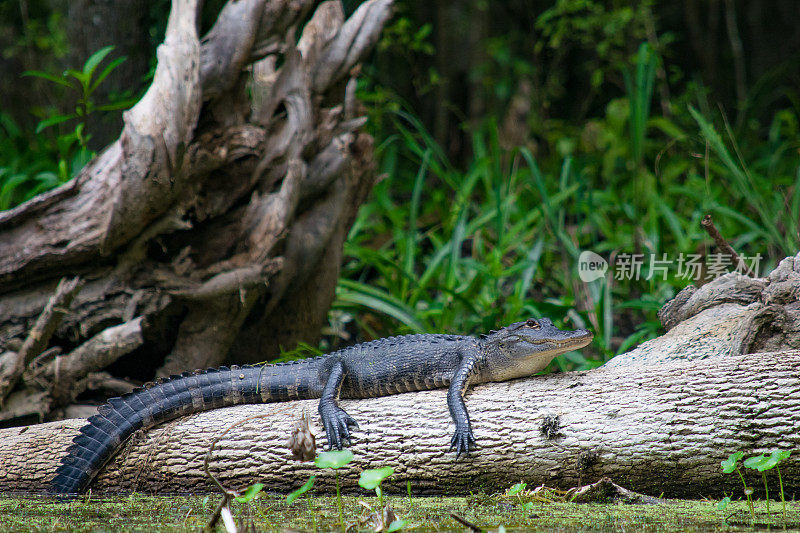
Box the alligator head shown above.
[480,318,593,382]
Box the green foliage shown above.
[275,342,325,363]
[359,466,395,508]
[288,455,405,529]
[468,0,664,119]
[721,451,744,474]
[536,0,649,65]
[314,450,353,532]
[721,449,792,525]
[1,45,135,211]
[314,450,354,470]
[386,518,407,532]
[623,42,657,167]
[0,112,62,210]
[741,450,792,524]
[716,496,731,511]
[338,33,799,369]
[507,482,527,496]
[359,466,394,490]
[24,45,134,134]
[335,110,608,368]
[286,476,315,506]
[721,450,753,523]
[234,483,264,503]
[0,7,68,61]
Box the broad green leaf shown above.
[749,450,790,472]
[757,456,779,471]
[770,449,791,462]
[286,476,315,505]
[234,482,264,503]
[743,454,768,470]
[721,451,743,473]
[315,449,353,469]
[358,466,394,490]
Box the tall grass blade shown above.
[516,238,544,301]
[403,150,430,297]
[689,105,785,251]
[624,43,656,166]
[335,279,427,333]
[520,148,578,258]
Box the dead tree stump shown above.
[0,0,393,425]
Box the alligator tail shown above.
[51,363,314,495]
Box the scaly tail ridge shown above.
[50,365,268,495]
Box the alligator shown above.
[51,318,592,494]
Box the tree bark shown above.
[1,348,798,497]
[0,0,392,425]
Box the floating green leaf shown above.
[315,449,353,469]
[359,466,394,490]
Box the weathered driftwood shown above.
[0,277,83,406]
[1,348,797,497]
[0,0,392,425]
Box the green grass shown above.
[334,112,611,371]
[0,112,65,211]
[331,42,800,369]
[2,494,799,532]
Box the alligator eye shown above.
[526,319,540,329]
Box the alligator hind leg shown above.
[318,360,359,450]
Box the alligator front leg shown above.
[318,360,359,450]
[447,349,480,458]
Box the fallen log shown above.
[1,346,798,498]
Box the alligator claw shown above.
[449,425,476,458]
[320,404,359,450]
